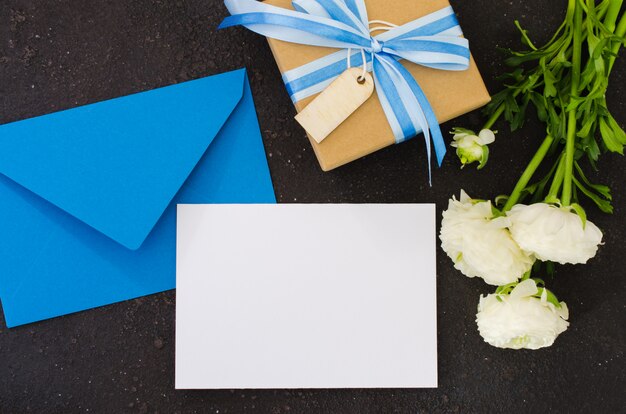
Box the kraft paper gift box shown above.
[264,0,491,171]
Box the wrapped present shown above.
[221,0,491,173]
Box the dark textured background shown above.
[0,0,624,413]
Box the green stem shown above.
[547,153,566,199]
[562,0,584,206]
[608,11,626,73]
[562,115,578,206]
[482,103,505,130]
[604,0,623,32]
[596,0,612,21]
[503,135,555,211]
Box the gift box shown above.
[262,0,491,171]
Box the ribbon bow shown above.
[220,0,471,179]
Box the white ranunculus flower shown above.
[450,128,496,169]
[476,279,569,350]
[506,203,603,265]
[440,190,535,286]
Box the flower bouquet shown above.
[441,0,625,349]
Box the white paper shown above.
[175,204,437,389]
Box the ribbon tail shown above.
[372,55,432,184]
[373,55,446,184]
[385,58,447,167]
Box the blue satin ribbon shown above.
[220,0,471,179]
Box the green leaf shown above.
[599,117,624,154]
[569,203,588,228]
[496,282,518,296]
[574,162,612,200]
[565,96,584,112]
[572,176,614,213]
[494,195,509,207]
[511,96,529,130]
[504,94,521,127]
[515,20,539,50]
[579,60,597,91]
[478,145,490,170]
[524,181,540,196]
[543,66,558,97]
[577,116,596,138]
[529,91,548,122]
[536,287,562,308]
[581,133,601,162]
[607,115,626,145]
[490,204,505,218]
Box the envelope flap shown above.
[0,69,247,250]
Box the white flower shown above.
[506,203,603,264]
[440,190,535,286]
[450,128,496,169]
[476,279,569,350]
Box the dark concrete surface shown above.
[0,0,624,412]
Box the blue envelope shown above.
[0,69,276,327]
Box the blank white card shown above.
[175,204,437,389]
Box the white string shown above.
[346,48,368,81]
[369,19,398,27]
[345,20,398,81]
[368,19,398,34]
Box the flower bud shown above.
[450,128,496,169]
